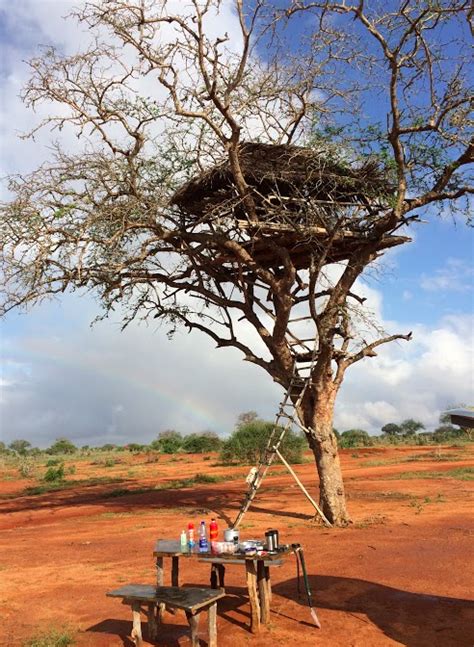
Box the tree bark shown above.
[302,388,350,526]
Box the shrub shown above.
[339,429,373,448]
[182,432,222,453]
[220,418,305,465]
[47,438,77,455]
[150,430,183,454]
[43,464,65,482]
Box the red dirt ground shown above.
[1,445,473,647]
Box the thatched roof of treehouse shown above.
[171,142,410,269]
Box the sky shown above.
[0,1,473,448]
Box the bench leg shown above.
[131,601,143,646]
[208,602,217,647]
[186,610,200,647]
[246,560,261,634]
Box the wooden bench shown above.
[107,584,225,646]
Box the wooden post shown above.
[245,559,261,633]
[171,556,180,587]
[257,560,270,625]
[131,601,143,646]
[155,557,165,622]
[147,603,157,641]
[264,565,272,603]
[186,611,200,647]
[273,447,332,526]
[208,602,218,647]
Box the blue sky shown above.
[0,1,473,448]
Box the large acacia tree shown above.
[1,1,472,525]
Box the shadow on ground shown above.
[273,574,474,647]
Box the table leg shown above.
[155,557,165,622]
[171,556,180,587]
[245,559,261,634]
[264,565,272,603]
[218,564,226,588]
[147,603,157,640]
[257,560,270,625]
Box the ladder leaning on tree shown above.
[232,315,332,528]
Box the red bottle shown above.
[210,518,218,542]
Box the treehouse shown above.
[171,142,409,270]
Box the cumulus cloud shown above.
[420,258,474,292]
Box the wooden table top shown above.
[153,539,291,560]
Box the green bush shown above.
[220,418,305,465]
[339,429,373,448]
[182,432,222,453]
[44,464,65,482]
[150,430,183,454]
[47,438,77,455]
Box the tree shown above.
[47,437,78,455]
[8,440,32,456]
[381,423,402,437]
[151,430,183,454]
[221,416,305,465]
[1,2,472,525]
[339,429,372,448]
[440,404,474,441]
[399,419,425,437]
[182,432,222,454]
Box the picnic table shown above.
[153,539,292,633]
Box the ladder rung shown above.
[288,315,314,323]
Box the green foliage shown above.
[18,456,35,479]
[220,417,305,465]
[433,425,464,442]
[43,463,65,483]
[47,438,77,455]
[339,429,372,448]
[126,443,147,453]
[9,439,32,455]
[23,627,74,647]
[46,457,62,467]
[381,423,401,436]
[151,430,183,454]
[182,432,222,453]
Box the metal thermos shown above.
[265,529,279,551]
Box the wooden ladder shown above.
[233,317,331,528]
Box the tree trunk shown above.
[302,390,351,526]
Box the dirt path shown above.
[0,446,473,646]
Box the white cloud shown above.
[420,258,474,292]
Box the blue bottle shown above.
[199,520,208,552]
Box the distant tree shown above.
[220,417,305,465]
[126,443,147,453]
[0,441,7,453]
[8,439,31,455]
[339,429,372,448]
[400,419,425,436]
[433,425,464,443]
[47,437,77,455]
[151,430,183,454]
[381,423,402,437]
[237,411,259,426]
[99,443,117,452]
[182,432,222,454]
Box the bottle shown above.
[180,529,187,550]
[199,520,208,552]
[188,522,195,548]
[210,518,218,542]
[210,518,218,552]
